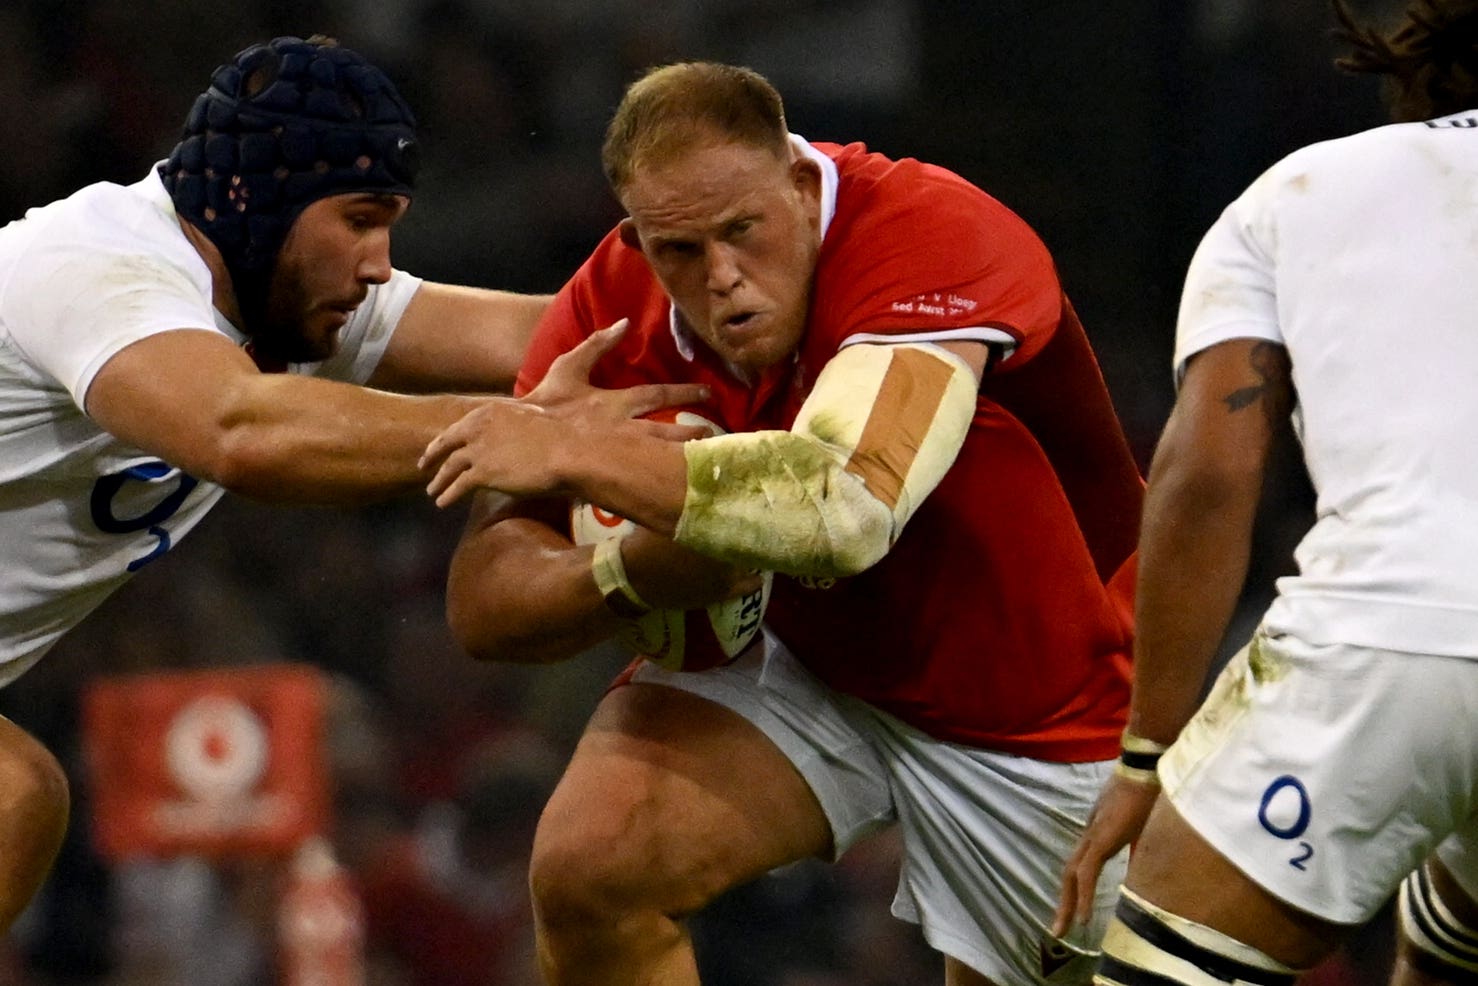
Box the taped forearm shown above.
[678,430,891,577]
[674,342,977,578]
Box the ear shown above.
[791,155,821,198]
[790,157,823,226]
[618,218,642,251]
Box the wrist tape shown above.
[1115,730,1168,785]
[591,538,651,618]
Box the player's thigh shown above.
[534,681,831,911]
[1125,795,1346,968]
[1144,632,1478,961]
[945,954,1001,986]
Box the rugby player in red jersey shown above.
[423,61,1144,985]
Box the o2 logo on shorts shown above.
[1257,774,1314,871]
[90,460,199,571]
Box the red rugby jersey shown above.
[518,142,1142,761]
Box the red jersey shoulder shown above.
[806,142,1063,363]
[513,228,753,431]
[515,229,676,397]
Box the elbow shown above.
[445,586,522,663]
[176,411,290,498]
[202,435,272,496]
[802,506,892,578]
[1151,455,1264,513]
[445,568,572,665]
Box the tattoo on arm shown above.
[1221,343,1292,425]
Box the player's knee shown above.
[0,723,69,930]
[529,803,706,933]
[1096,887,1301,986]
[0,723,70,842]
[1397,860,1478,977]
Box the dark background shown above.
[0,2,1400,983]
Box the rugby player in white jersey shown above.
[0,34,701,932]
[1053,2,1478,983]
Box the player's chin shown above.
[728,342,790,377]
[303,313,347,358]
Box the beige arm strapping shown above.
[674,342,977,578]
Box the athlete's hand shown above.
[421,319,710,506]
[523,318,709,425]
[1052,771,1160,937]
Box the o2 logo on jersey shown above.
[90,460,199,571]
[1257,774,1314,871]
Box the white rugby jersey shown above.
[0,170,421,683]
[1175,108,1478,658]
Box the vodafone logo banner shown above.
[82,664,331,861]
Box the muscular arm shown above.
[1052,336,1294,935]
[86,330,494,504]
[445,493,759,663]
[367,282,553,393]
[85,319,701,506]
[426,339,987,577]
[1130,337,1294,745]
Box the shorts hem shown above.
[1163,788,1378,927]
[908,917,1012,984]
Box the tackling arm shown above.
[366,282,553,394]
[86,321,705,505]
[87,330,492,504]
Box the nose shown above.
[705,242,742,295]
[357,230,393,285]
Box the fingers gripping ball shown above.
[570,411,772,672]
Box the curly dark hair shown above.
[1333,0,1478,121]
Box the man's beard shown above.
[239,262,334,366]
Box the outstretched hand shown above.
[523,319,709,425]
[1052,772,1160,938]
[419,319,709,507]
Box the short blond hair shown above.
[601,62,790,195]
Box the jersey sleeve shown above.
[5,241,219,409]
[307,268,423,384]
[1173,174,1282,383]
[816,156,1064,365]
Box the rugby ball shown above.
[570,411,772,672]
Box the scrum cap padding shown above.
[160,36,419,281]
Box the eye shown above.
[658,240,701,259]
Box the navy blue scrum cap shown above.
[159,36,419,295]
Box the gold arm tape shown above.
[842,345,963,510]
[590,537,651,616]
[798,342,978,531]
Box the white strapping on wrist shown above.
[590,537,650,617]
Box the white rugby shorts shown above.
[630,630,1124,984]
[1161,629,1478,924]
